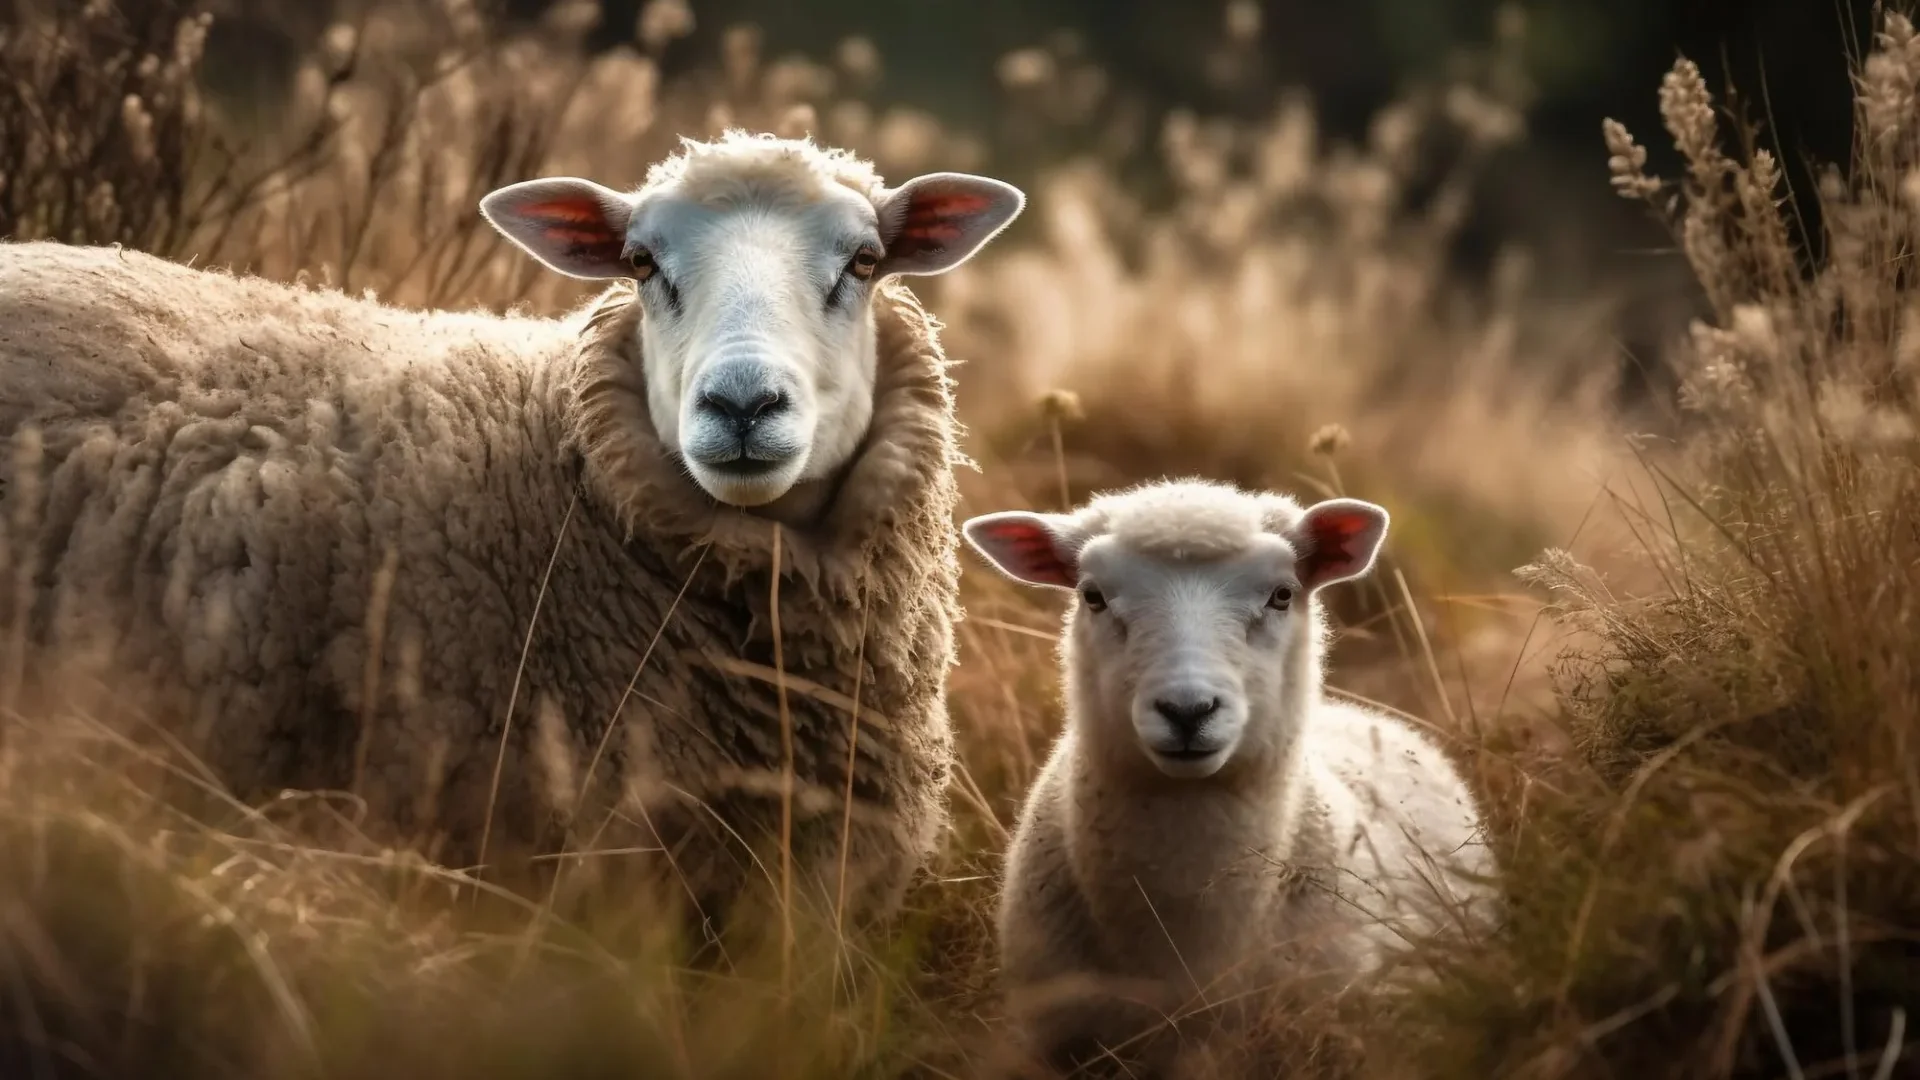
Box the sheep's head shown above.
[963,481,1388,780]
[480,132,1024,507]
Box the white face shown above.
[626,188,884,506]
[479,146,1025,507]
[962,490,1389,780]
[1067,533,1306,778]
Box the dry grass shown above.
[1395,19,1920,1079]
[4,0,1914,1077]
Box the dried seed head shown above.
[1445,84,1522,148]
[837,36,881,83]
[319,24,358,81]
[1728,303,1779,360]
[763,57,833,106]
[1309,423,1352,456]
[997,48,1055,90]
[1658,59,1719,166]
[1224,0,1262,43]
[722,24,761,85]
[121,94,156,165]
[84,181,119,233]
[543,0,601,37]
[171,12,212,73]
[637,0,694,51]
[828,100,873,144]
[1601,118,1661,201]
[1679,319,1753,414]
[1817,164,1847,203]
[875,108,941,170]
[1861,14,1920,149]
[775,103,816,140]
[1744,149,1781,201]
[1039,388,1085,424]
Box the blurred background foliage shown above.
[200,0,1878,177]
[191,0,1882,399]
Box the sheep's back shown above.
[1303,700,1496,951]
[0,242,578,793]
[0,242,565,417]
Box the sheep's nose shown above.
[1153,695,1222,738]
[699,386,788,435]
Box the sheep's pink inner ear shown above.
[962,513,1078,589]
[877,174,1024,277]
[479,178,634,280]
[1294,500,1389,591]
[520,197,624,265]
[897,190,987,247]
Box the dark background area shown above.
[194,0,1885,369]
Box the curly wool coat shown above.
[0,240,963,924]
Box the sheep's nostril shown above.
[701,388,786,430]
[1153,696,1222,735]
[749,389,788,419]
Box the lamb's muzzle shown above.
[963,491,1388,781]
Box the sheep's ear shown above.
[1290,499,1389,592]
[962,511,1080,590]
[875,172,1025,278]
[480,177,637,280]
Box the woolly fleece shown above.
[986,480,1497,1070]
[0,239,963,925]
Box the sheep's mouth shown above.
[684,451,807,508]
[1145,744,1230,779]
[702,457,782,477]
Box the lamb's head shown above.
[964,480,1388,780]
[480,131,1024,506]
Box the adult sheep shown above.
[0,131,1024,935]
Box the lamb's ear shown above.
[962,511,1081,590]
[1289,499,1390,592]
[875,172,1025,278]
[479,177,637,280]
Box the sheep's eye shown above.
[628,249,656,282]
[848,246,880,282]
[1267,586,1294,612]
[1079,586,1107,612]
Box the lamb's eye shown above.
[628,249,656,282]
[848,246,880,282]
[1079,586,1107,612]
[1267,586,1294,611]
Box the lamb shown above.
[962,479,1498,1073]
[0,131,1025,936]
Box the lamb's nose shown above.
[1153,695,1222,738]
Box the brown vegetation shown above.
[0,0,1913,1077]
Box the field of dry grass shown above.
[1,1,1916,1077]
